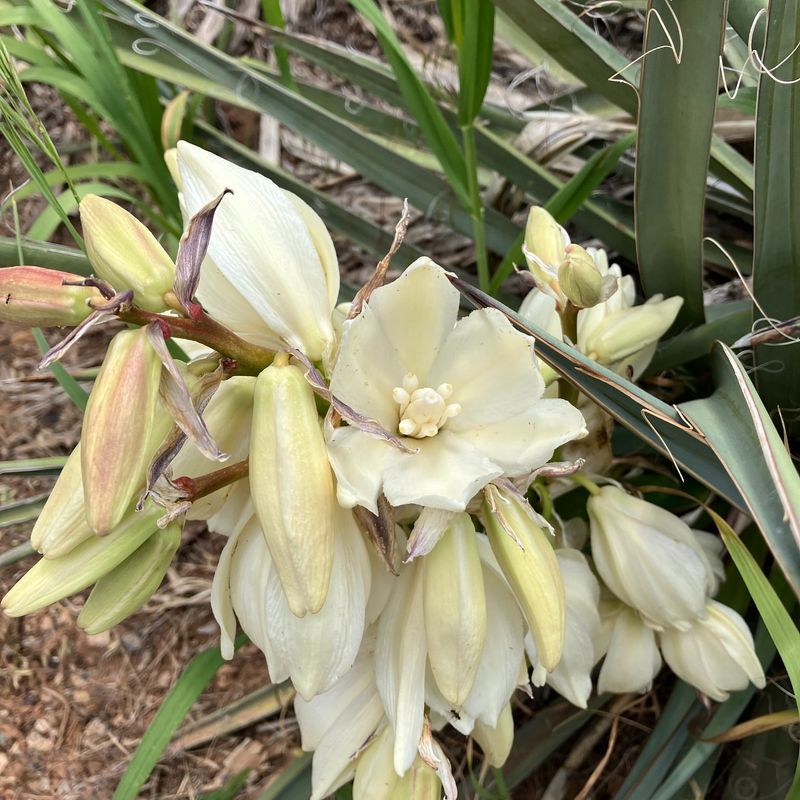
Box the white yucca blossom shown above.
[210,489,372,700]
[659,600,766,701]
[327,259,586,513]
[176,142,340,365]
[588,485,722,630]
[518,248,683,380]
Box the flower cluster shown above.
[0,150,765,799]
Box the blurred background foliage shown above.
[0,0,799,797]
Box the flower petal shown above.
[597,607,662,694]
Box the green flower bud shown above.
[391,758,441,800]
[2,506,161,617]
[81,327,163,535]
[483,484,565,671]
[78,523,181,633]
[0,266,100,326]
[249,358,335,617]
[473,703,514,768]
[558,244,605,308]
[80,194,175,311]
[523,207,569,309]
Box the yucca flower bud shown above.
[353,727,399,800]
[659,600,765,701]
[473,703,514,768]
[2,506,161,617]
[523,206,570,309]
[581,295,683,365]
[249,357,335,617]
[392,758,441,800]
[78,523,182,634]
[30,444,94,559]
[423,513,487,707]
[558,243,607,309]
[482,484,565,671]
[80,194,175,311]
[588,485,717,630]
[0,266,101,326]
[81,327,163,534]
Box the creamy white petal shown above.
[262,506,371,699]
[206,477,253,538]
[382,431,502,512]
[228,518,273,658]
[424,666,475,735]
[326,426,408,514]
[375,563,427,775]
[597,607,662,694]
[429,308,545,429]
[451,400,586,477]
[353,726,399,800]
[461,567,526,728]
[177,141,335,361]
[406,508,455,561]
[362,258,460,381]
[517,289,562,385]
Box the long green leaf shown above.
[345,0,469,206]
[0,494,47,529]
[0,456,67,476]
[635,0,726,325]
[457,0,495,125]
[0,237,90,274]
[32,328,88,411]
[256,753,313,800]
[680,344,800,597]
[751,0,800,428]
[113,637,245,800]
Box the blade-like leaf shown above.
[679,343,800,597]
[0,237,90,274]
[256,753,313,800]
[0,456,67,476]
[0,494,47,529]
[751,0,800,427]
[32,328,89,412]
[635,0,726,325]
[457,0,495,125]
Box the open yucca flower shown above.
[0,147,773,799]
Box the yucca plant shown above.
[0,0,798,798]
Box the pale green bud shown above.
[2,506,161,617]
[0,266,101,326]
[483,484,565,671]
[473,703,514,768]
[80,194,175,311]
[391,758,441,800]
[78,523,181,634]
[30,444,94,559]
[523,207,569,309]
[423,513,487,707]
[558,244,605,308]
[354,727,399,800]
[81,327,163,535]
[250,358,335,617]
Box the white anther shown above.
[392,372,461,439]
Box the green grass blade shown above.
[0,237,90,274]
[255,753,313,800]
[31,328,88,411]
[680,344,800,597]
[635,0,726,325]
[751,0,800,428]
[200,770,251,800]
[0,494,47,529]
[0,456,67,476]
[346,0,469,206]
[457,0,494,125]
[113,636,246,800]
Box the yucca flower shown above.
[326,259,586,514]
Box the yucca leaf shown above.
[0,456,67,476]
[635,0,726,326]
[751,0,800,429]
[31,328,89,411]
[680,344,800,597]
[728,0,768,52]
[457,0,495,126]
[256,753,313,800]
[0,494,47,529]
[0,237,90,273]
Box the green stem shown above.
[570,472,602,496]
[558,301,580,406]
[461,123,490,294]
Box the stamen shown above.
[392,372,461,438]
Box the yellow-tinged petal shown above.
[249,361,335,616]
[423,513,487,707]
[483,485,565,671]
[354,727,399,800]
[473,703,514,768]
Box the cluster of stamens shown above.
[392,372,461,438]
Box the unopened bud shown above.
[78,523,181,633]
[423,513,486,707]
[2,506,161,617]
[558,244,606,308]
[249,359,334,617]
[392,758,441,800]
[0,266,100,326]
[80,194,175,311]
[31,444,94,558]
[354,727,399,800]
[483,484,565,671]
[473,703,514,768]
[81,327,163,534]
[523,207,569,309]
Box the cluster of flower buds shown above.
[1,145,765,799]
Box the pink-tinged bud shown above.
[0,266,100,327]
[80,194,175,311]
[81,327,163,534]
